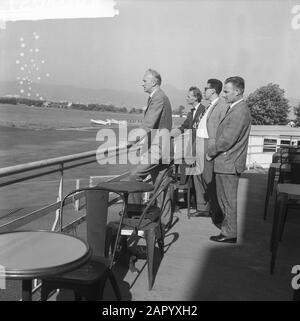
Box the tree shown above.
[294,102,300,127]
[246,83,290,125]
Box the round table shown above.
[0,230,91,301]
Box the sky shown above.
[0,0,300,99]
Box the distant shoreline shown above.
[0,103,147,131]
[0,103,184,131]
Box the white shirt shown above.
[196,98,219,138]
[149,87,159,99]
[229,98,244,110]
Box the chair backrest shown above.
[291,163,300,184]
[59,187,125,262]
[278,148,300,183]
[151,164,175,194]
[135,175,174,232]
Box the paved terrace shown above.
[1,170,299,301]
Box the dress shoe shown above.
[209,233,237,243]
[190,210,210,217]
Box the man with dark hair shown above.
[170,86,206,211]
[207,76,251,243]
[171,86,205,136]
[188,78,229,218]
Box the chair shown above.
[263,163,290,220]
[173,163,193,218]
[108,170,174,290]
[125,164,175,230]
[263,147,300,220]
[269,162,300,274]
[40,186,125,301]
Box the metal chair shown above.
[270,161,300,274]
[172,163,193,218]
[40,186,125,301]
[263,147,300,220]
[108,171,174,290]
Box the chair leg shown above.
[145,229,156,290]
[157,223,165,257]
[187,186,191,219]
[270,193,287,274]
[263,167,272,220]
[40,282,52,301]
[269,167,276,196]
[108,271,122,301]
[270,192,279,252]
[279,203,289,242]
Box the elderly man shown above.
[128,69,172,203]
[207,76,251,243]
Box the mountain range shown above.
[0,81,187,110]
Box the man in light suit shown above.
[207,76,251,243]
[190,79,229,218]
[129,69,172,203]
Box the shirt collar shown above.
[230,98,244,109]
[149,87,159,98]
[210,97,219,107]
[193,102,201,112]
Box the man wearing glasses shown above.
[190,79,228,218]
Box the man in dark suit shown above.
[129,69,172,203]
[170,86,206,211]
[207,76,251,243]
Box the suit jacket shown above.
[179,103,206,132]
[206,98,229,141]
[140,88,172,161]
[142,88,172,132]
[207,100,251,174]
[174,103,205,166]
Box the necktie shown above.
[144,96,152,115]
[188,108,195,128]
[193,105,205,128]
[225,105,231,115]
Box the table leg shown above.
[109,192,128,269]
[22,279,32,301]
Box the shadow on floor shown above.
[187,172,299,301]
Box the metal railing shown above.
[0,143,134,234]
[0,139,292,234]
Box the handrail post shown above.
[52,163,64,231]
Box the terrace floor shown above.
[1,170,299,301]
